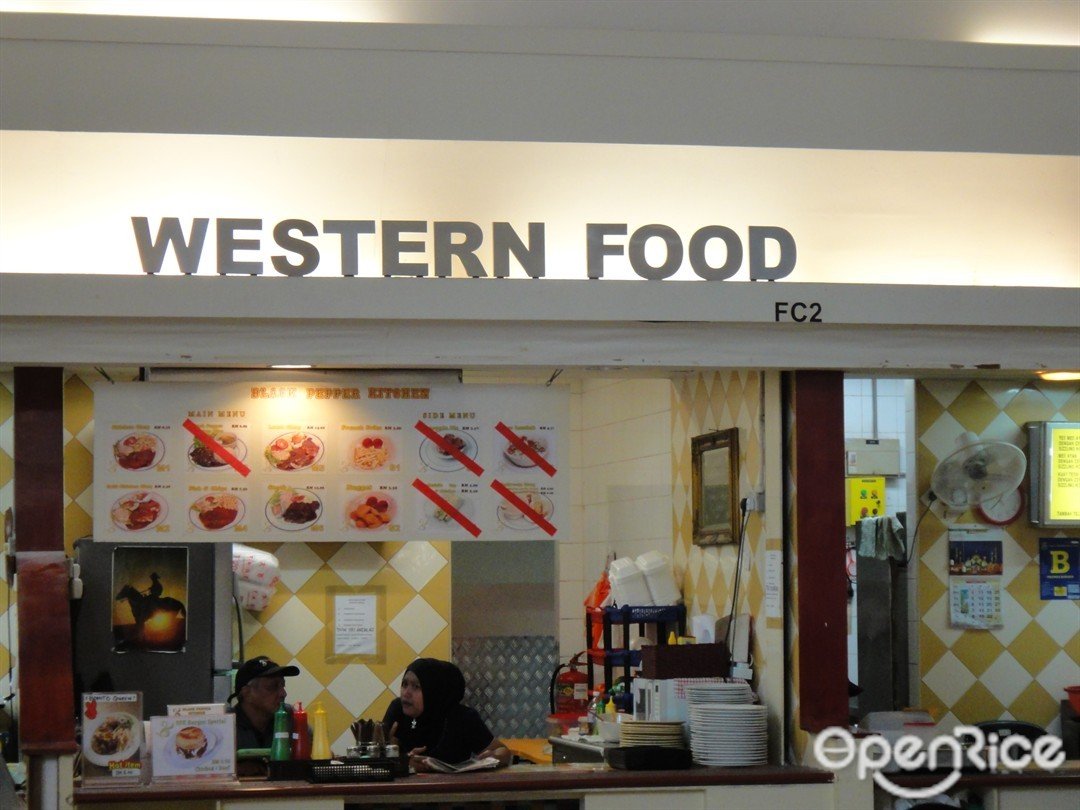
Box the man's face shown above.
[242,675,286,717]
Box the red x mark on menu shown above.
[491,480,557,536]
[495,421,557,477]
[182,418,251,477]
[414,421,484,476]
[412,479,482,538]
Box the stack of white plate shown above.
[688,703,768,766]
[684,682,755,706]
[618,720,686,749]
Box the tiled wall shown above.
[671,371,787,760]
[240,539,451,752]
[559,376,674,656]
[915,379,1080,731]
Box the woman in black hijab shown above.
[383,658,510,771]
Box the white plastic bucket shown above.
[608,557,654,606]
[635,551,681,605]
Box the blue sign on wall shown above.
[1039,538,1080,600]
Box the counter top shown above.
[75,762,833,803]
[885,760,1080,790]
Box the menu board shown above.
[93,381,568,542]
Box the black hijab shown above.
[385,658,468,758]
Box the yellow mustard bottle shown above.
[310,700,331,760]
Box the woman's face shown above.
[400,670,424,718]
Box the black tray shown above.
[604,745,692,770]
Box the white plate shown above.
[113,431,165,472]
[188,435,247,469]
[265,489,322,530]
[344,492,396,532]
[110,491,168,532]
[497,494,554,530]
[164,727,220,768]
[502,432,550,468]
[419,430,478,472]
[189,494,245,532]
[265,431,324,472]
[84,712,142,767]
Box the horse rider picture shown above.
[111,548,189,653]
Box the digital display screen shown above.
[1048,424,1080,522]
[1031,421,1080,528]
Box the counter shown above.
[75,762,834,810]
[872,761,1080,810]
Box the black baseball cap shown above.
[231,656,299,700]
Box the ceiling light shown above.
[1036,370,1080,382]
[270,364,313,369]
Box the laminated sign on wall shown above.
[93,381,568,542]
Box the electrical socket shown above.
[745,491,766,512]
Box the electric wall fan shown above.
[929,432,1026,510]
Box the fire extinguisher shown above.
[549,651,589,716]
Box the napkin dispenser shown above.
[640,642,729,679]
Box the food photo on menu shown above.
[188,493,245,532]
[501,429,553,470]
[418,428,479,472]
[187,428,246,469]
[415,484,478,534]
[113,431,165,472]
[149,713,235,781]
[350,433,394,471]
[345,490,396,531]
[80,693,144,785]
[265,486,322,530]
[264,430,324,471]
[110,490,168,533]
[496,487,554,531]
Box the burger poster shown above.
[150,714,236,781]
[81,692,144,785]
[93,380,569,542]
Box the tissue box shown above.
[640,643,729,679]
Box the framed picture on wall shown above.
[692,428,740,546]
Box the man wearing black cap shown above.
[228,655,300,749]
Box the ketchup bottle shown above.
[291,701,311,760]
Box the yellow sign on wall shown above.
[847,476,886,525]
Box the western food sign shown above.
[131,217,797,281]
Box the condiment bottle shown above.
[291,701,311,760]
[270,702,292,761]
[311,701,331,760]
[372,720,385,756]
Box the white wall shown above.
[559,376,674,657]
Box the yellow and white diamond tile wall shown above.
[916,379,1080,731]
[242,539,451,753]
[0,373,451,753]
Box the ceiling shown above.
[1,0,1078,46]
